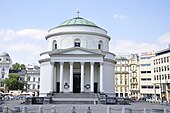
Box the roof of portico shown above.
[48,47,105,56]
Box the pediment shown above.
[61,49,93,54]
[49,47,105,56]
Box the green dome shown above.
[57,17,99,28]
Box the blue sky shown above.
[0,0,170,65]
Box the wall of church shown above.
[103,62,115,94]
[40,62,52,96]
[47,34,109,51]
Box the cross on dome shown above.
[76,10,80,18]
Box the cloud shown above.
[0,29,47,41]
[0,28,47,64]
[7,42,43,54]
[0,29,16,40]
[16,29,47,39]
[158,31,170,44]
[113,14,127,19]
[110,39,159,54]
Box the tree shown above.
[4,73,25,90]
[11,62,26,70]
[20,64,26,70]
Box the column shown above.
[69,62,74,92]
[81,62,85,92]
[90,62,94,92]
[50,62,54,92]
[60,62,64,93]
[100,62,104,93]
[53,63,56,92]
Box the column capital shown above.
[60,62,64,65]
[80,62,85,65]
[100,62,104,65]
[50,62,55,65]
[69,62,74,65]
[90,62,95,65]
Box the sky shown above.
[0,0,170,65]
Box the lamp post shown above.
[160,74,163,104]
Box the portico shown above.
[48,61,104,93]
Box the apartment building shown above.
[115,54,140,98]
[115,55,129,97]
[25,64,40,96]
[128,54,140,99]
[139,52,160,99]
[0,52,12,92]
[152,45,170,102]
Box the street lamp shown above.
[160,74,163,104]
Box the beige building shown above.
[115,54,140,98]
[115,55,129,97]
[152,45,170,102]
[128,54,140,99]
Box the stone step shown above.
[52,98,98,104]
[53,93,97,98]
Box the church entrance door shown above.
[73,74,81,93]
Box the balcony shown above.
[131,82,138,85]
[115,71,129,74]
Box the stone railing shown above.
[107,106,170,113]
[0,106,170,113]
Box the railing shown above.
[0,106,94,113]
[1,106,170,113]
[107,106,170,113]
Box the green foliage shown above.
[4,73,25,90]
[12,62,26,70]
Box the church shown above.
[39,15,116,96]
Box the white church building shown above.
[39,16,116,96]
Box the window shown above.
[141,64,151,66]
[98,40,103,50]
[37,85,40,89]
[33,84,36,89]
[164,57,166,63]
[74,38,80,47]
[2,74,4,78]
[167,57,169,62]
[27,84,30,89]
[52,40,57,50]
[33,77,35,81]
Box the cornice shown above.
[45,31,111,40]
[38,58,50,63]
[104,58,117,64]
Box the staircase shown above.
[52,93,98,104]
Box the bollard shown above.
[106,106,111,113]
[22,106,27,113]
[51,106,56,113]
[122,107,132,113]
[71,107,76,113]
[38,106,43,113]
[144,108,148,113]
[151,109,164,113]
[87,107,91,113]
[164,108,167,113]
[3,106,8,113]
[122,107,126,113]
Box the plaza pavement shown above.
[1,100,170,113]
